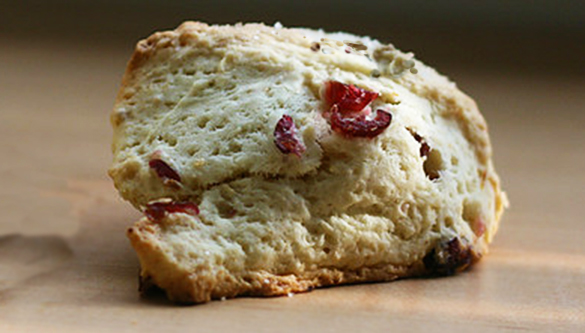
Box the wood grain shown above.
[0,39,583,333]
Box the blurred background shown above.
[2,0,584,75]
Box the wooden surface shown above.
[1,38,584,333]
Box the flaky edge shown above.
[127,217,482,304]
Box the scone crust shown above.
[111,22,506,303]
[128,217,481,303]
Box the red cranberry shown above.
[324,81,379,112]
[274,115,306,157]
[144,201,199,221]
[149,158,181,183]
[329,106,392,138]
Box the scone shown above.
[109,22,507,303]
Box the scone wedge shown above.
[109,22,507,303]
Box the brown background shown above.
[1,1,584,332]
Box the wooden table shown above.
[1,38,584,332]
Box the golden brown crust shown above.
[128,218,481,304]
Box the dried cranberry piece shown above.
[274,115,306,157]
[408,129,431,158]
[423,237,472,276]
[325,81,379,112]
[144,201,199,221]
[149,158,181,183]
[330,106,392,138]
[419,142,431,158]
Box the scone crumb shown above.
[374,46,417,77]
[316,37,370,57]
[193,159,206,168]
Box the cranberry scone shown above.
[109,22,507,303]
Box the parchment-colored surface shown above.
[0,39,583,332]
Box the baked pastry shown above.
[109,22,507,303]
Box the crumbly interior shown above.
[109,22,507,303]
